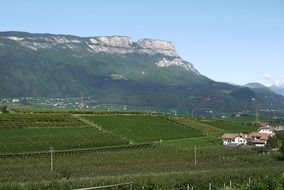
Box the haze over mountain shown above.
[244,83,267,89]
[269,84,284,97]
[1,31,284,114]
[244,82,284,97]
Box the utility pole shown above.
[248,177,251,187]
[0,80,2,103]
[252,98,259,123]
[80,92,84,109]
[273,109,276,119]
[129,183,133,190]
[187,184,193,190]
[194,146,197,166]
[255,103,259,123]
[50,147,53,172]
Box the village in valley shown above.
[222,123,284,147]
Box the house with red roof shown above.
[248,132,269,147]
[222,123,276,147]
[258,124,275,137]
[222,133,247,147]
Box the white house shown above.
[221,123,277,148]
[275,126,284,131]
[11,98,20,103]
[222,133,247,147]
[258,124,275,137]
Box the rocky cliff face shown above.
[0,32,198,73]
[86,36,179,58]
[136,39,178,57]
[87,36,134,54]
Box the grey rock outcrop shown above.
[86,36,134,54]
[136,39,178,57]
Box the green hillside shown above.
[1,31,284,115]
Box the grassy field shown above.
[82,115,203,142]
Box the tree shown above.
[277,131,284,154]
[266,136,278,149]
[0,105,9,113]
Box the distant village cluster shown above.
[222,124,284,147]
[1,97,130,111]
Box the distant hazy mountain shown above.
[244,82,267,89]
[1,31,284,114]
[269,84,284,97]
[244,82,272,94]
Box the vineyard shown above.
[0,142,283,187]
[0,111,283,189]
[81,115,204,142]
[165,136,222,149]
[164,116,225,136]
[201,119,259,133]
[0,127,128,153]
[0,113,85,128]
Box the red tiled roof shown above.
[222,133,238,139]
[259,133,269,140]
[248,132,260,139]
[248,132,269,140]
[222,133,247,139]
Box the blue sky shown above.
[1,0,284,86]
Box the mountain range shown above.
[0,31,284,115]
[244,82,284,97]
